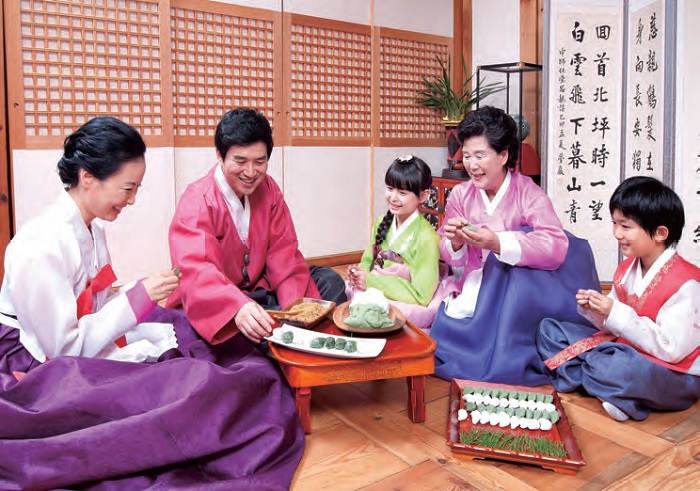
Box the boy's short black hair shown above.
[609,176,684,247]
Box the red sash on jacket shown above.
[546,253,700,372]
[76,264,127,348]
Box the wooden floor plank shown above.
[292,421,410,490]
[441,458,540,491]
[658,410,700,444]
[348,378,412,414]
[650,463,700,491]
[577,451,651,491]
[424,392,451,436]
[561,391,700,438]
[292,374,699,491]
[561,400,674,457]
[602,433,699,490]
[360,460,479,491]
[312,382,447,466]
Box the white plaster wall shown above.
[372,147,447,220]
[103,148,176,282]
[374,0,453,37]
[12,147,176,283]
[173,148,217,201]
[12,149,65,230]
[472,0,521,111]
[284,0,371,24]
[283,146,370,257]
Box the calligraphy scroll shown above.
[624,0,665,180]
[547,1,624,280]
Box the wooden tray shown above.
[447,379,586,475]
[332,301,406,335]
[274,298,336,329]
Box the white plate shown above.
[266,325,386,359]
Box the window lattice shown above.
[379,36,449,140]
[170,5,276,141]
[289,21,371,141]
[18,0,165,143]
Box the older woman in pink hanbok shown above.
[430,106,599,386]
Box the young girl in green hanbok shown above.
[346,155,456,330]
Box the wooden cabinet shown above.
[420,176,468,230]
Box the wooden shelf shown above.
[419,175,469,230]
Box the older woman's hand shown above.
[461,227,501,255]
[444,217,468,251]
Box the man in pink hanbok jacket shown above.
[168,108,345,345]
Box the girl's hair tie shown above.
[397,154,413,162]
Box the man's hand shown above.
[235,302,275,342]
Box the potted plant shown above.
[415,54,504,173]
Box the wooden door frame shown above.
[454,0,473,90]
[455,0,543,156]
[0,0,12,280]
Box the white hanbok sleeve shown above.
[603,280,700,364]
[8,239,143,359]
[493,231,522,265]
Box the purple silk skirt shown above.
[0,307,304,490]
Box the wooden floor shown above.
[289,376,699,490]
[289,266,700,490]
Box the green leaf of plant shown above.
[415,54,506,121]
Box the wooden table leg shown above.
[407,375,426,423]
[295,387,312,434]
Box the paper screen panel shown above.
[378,29,451,145]
[288,15,371,145]
[170,1,279,146]
[13,0,169,148]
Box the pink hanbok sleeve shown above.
[168,172,251,344]
[438,183,486,272]
[505,174,568,270]
[438,173,568,274]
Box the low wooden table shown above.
[269,317,436,433]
